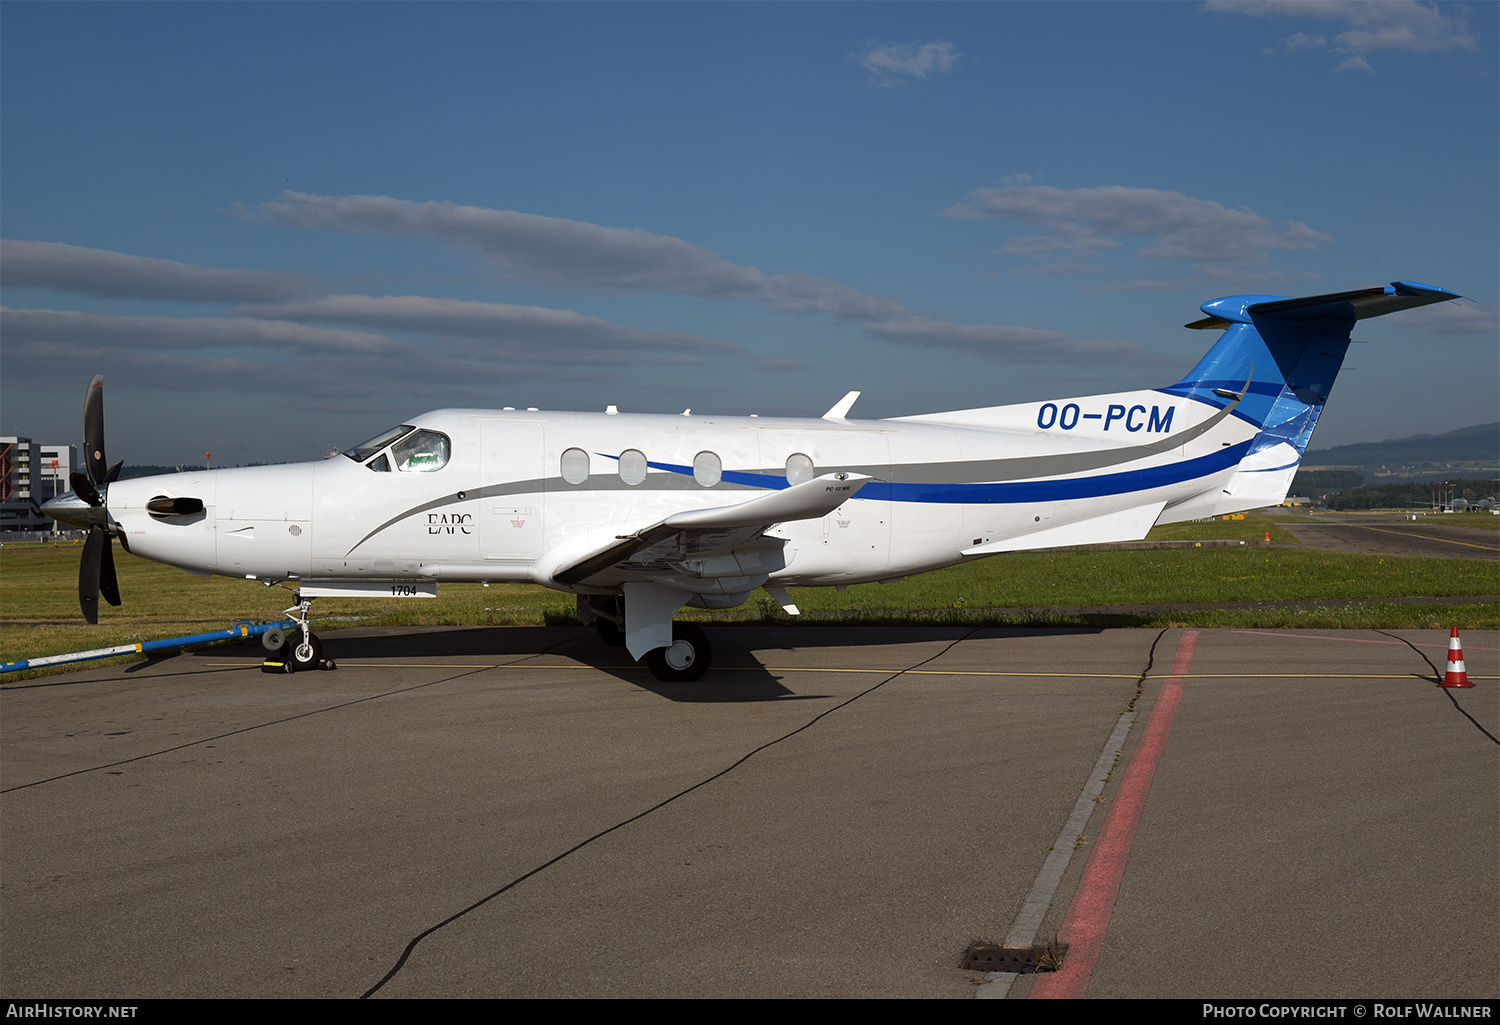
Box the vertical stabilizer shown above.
[1161,281,1461,512]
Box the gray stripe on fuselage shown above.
[344,474,759,556]
[857,396,1233,484]
[345,395,1236,556]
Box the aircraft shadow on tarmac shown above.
[186,622,1109,704]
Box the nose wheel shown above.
[284,628,324,669]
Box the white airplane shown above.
[42,281,1461,681]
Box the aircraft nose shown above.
[40,490,109,530]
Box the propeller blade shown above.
[83,374,108,487]
[80,525,104,624]
[99,531,121,608]
[102,460,123,486]
[69,471,102,508]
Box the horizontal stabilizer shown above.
[1188,281,1461,330]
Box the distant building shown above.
[37,444,76,502]
[1,437,77,531]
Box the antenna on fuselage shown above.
[822,391,860,420]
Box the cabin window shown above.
[693,451,722,487]
[560,447,590,485]
[392,429,451,472]
[618,449,648,486]
[344,424,415,464]
[786,452,814,486]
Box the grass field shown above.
[1290,509,1500,530]
[3,508,1495,678]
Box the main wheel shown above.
[593,596,626,647]
[596,618,625,647]
[285,629,322,670]
[645,623,711,683]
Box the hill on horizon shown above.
[1304,422,1498,471]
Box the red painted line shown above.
[1232,630,1498,652]
[1030,630,1200,999]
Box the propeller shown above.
[74,375,123,624]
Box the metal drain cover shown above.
[960,941,1067,974]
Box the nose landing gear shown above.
[261,594,336,673]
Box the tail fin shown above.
[1161,280,1461,510]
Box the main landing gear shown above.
[591,595,627,648]
[261,593,335,673]
[582,594,712,683]
[645,623,712,683]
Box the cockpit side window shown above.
[368,453,391,473]
[392,429,451,472]
[344,425,415,464]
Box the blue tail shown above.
[1160,281,1461,456]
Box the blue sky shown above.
[2,1,1495,466]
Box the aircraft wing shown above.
[553,472,870,589]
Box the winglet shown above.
[663,472,870,530]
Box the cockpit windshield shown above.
[342,425,451,473]
[392,430,450,472]
[343,425,415,463]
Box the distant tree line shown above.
[1291,469,1365,494]
[120,464,206,478]
[119,461,294,479]
[1316,477,1497,511]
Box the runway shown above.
[1273,512,1500,561]
[2,625,1495,998]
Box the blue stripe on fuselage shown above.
[638,440,1251,505]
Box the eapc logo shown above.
[427,512,473,535]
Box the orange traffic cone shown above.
[1441,627,1473,688]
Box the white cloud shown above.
[862,315,1157,365]
[260,192,910,322]
[1393,300,1498,336]
[262,192,762,296]
[1207,0,1478,70]
[0,307,407,353]
[243,294,745,365]
[0,239,309,303]
[854,41,961,87]
[261,192,1136,365]
[1283,32,1328,50]
[0,304,737,405]
[944,184,1331,267]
